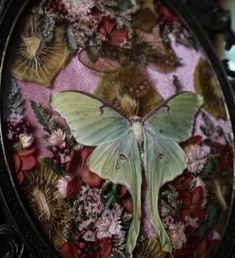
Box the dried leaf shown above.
[31,101,52,133]
[8,80,25,115]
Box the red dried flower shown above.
[158,3,180,25]
[195,231,221,258]
[67,176,81,196]
[172,173,194,192]
[61,242,79,258]
[99,16,128,47]
[179,186,205,222]
[97,238,113,258]
[183,135,203,147]
[77,147,104,188]
[119,185,133,213]
[63,146,104,188]
[13,145,37,184]
[173,242,195,258]
[212,142,233,171]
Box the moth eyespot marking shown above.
[116,154,128,169]
[160,129,163,133]
[99,106,104,115]
[157,153,164,160]
[166,105,170,113]
[119,154,127,162]
[157,154,169,163]
[119,154,128,165]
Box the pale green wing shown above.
[143,127,188,252]
[88,130,142,257]
[50,91,130,146]
[144,92,203,142]
[142,92,203,252]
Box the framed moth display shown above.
[0,0,234,258]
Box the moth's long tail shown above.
[149,188,172,253]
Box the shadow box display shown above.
[0,0,235,258]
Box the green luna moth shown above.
[50,91,203,256]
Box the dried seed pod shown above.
[23,161,69,249]
[11,12,71,87]
[194,58,227,120]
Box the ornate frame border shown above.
[0,0,234,257]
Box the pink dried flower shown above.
[96,209,122,239]
[79,218,95,231]
[62,0,95,19]
[80,186,104,214]
[184,144,210,173]
[184,216,199,228]
[168,222,187,250]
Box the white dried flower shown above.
[184,144,210,173]
[19,133,34,148]
[56,176,72,198]
[47,128,66,146]
[168,222,187,250]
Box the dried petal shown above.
[21,155,37,171]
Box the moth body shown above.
[131,118,144,146]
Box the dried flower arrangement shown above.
[3,1,233,258]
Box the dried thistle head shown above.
[24,161,70,249]
[11,11,71,87]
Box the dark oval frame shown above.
[0,0,235,257]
